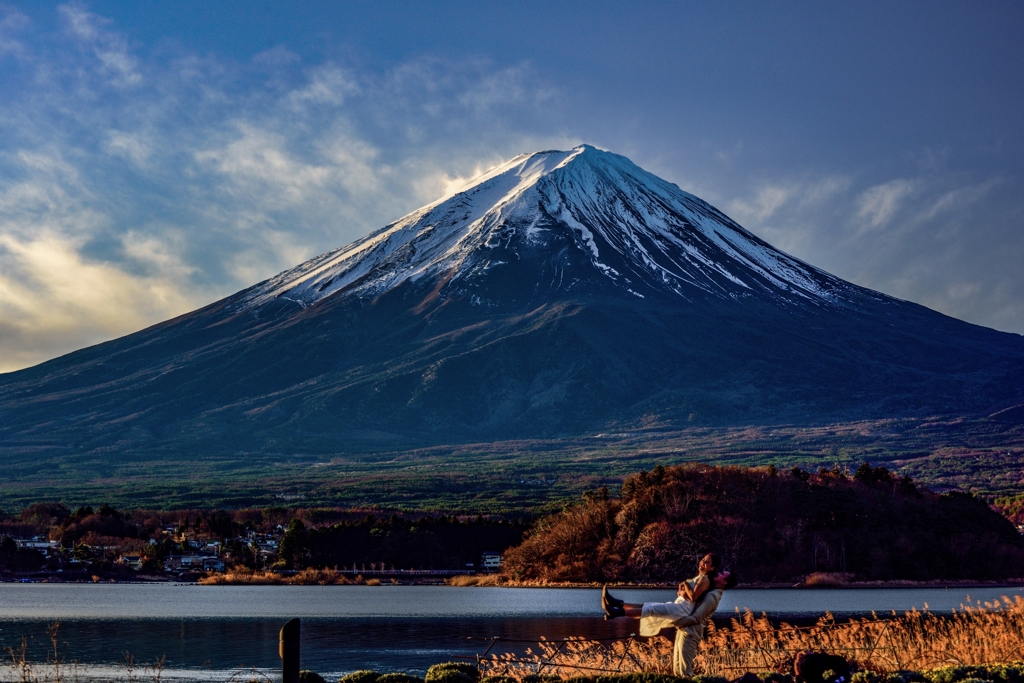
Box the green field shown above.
[1,415,1022,511]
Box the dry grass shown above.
[801,573,853,587]
[3,622,166,683]
[481,636,672,679]
[198,569,284,585]
[446,574,504,587]
[198,567,375,585]
[700,595,1024,674]
[479,596,1024,679]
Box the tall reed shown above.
[479,596,1024,679]
[700,596,1024,675]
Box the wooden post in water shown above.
[280,618,301,683]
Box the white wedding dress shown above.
[638,574,704,637]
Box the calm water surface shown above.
[1,584,1021,680]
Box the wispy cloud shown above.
[58,2,141,87]
[918,179,1001,223]
[0,8,29,58]
[105,131,151,166]
[855,178,920,231]
[0,231,193,373]
[0,5,566,372]
[726,169,1019,333]
[2,2,1022,375]
[287,64,359,110]
[729,176,849,224]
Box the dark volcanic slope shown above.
[1,146,1023,461]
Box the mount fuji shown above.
[2,145,1023,462]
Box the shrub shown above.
[890,673,927,683]
[376,674,425,683]
[341,672,381,683]
[300,672,327,683]
[426,663,480,683]
[926,665,1024,683]
[480,677,517,683]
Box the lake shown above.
[1,584,1021,681]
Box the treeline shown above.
[501,463,1024,583]
[0,502,529,574]
[994,493,1024,525]
[0,502,293,541]
[276,515,529,570]
[0,502,291,574]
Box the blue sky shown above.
[1,1,1022,372]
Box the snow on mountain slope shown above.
[238,145,867,311]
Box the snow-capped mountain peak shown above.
[239,145,860,311]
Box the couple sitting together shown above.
[601,553,737,677]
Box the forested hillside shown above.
[501,464,1024,583]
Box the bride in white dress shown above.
[601,552,721,634]
[637,553,719,635]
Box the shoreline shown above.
[499,579,1024,590]
[5,573,1024,590]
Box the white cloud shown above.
[105,131,151,165]
[855,178,919,231]
[715,140,744,165]
[457,63,550,112]
[195,124,335,206]
[728,177,848,224]
[224,230,313,287]
[3,2,1014,378]
[0,8,29,58]
[0,6,567,371]
[918,179,1000,223]
[121,229,196,280]
[0,150,93,239]
[253,45,301,68]
[288,64,359,109]
[58,2,141,87]
[716,166,1024,337]
[0,232,193,372]
[432,157,515,200]
[730,184,793,222]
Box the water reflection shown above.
[0,617,639,678]
[1,584,1022,680]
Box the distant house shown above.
[481,552,502,572]
[164,555,225,572]
[15,538,60,555]
[118,555,143,570]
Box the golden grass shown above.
[198,567,375,585]
[481,636,671,679]
[801,573,852,587]
[478,596,1024,679]
[701,596,1024,674]
[446,574,504,587]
